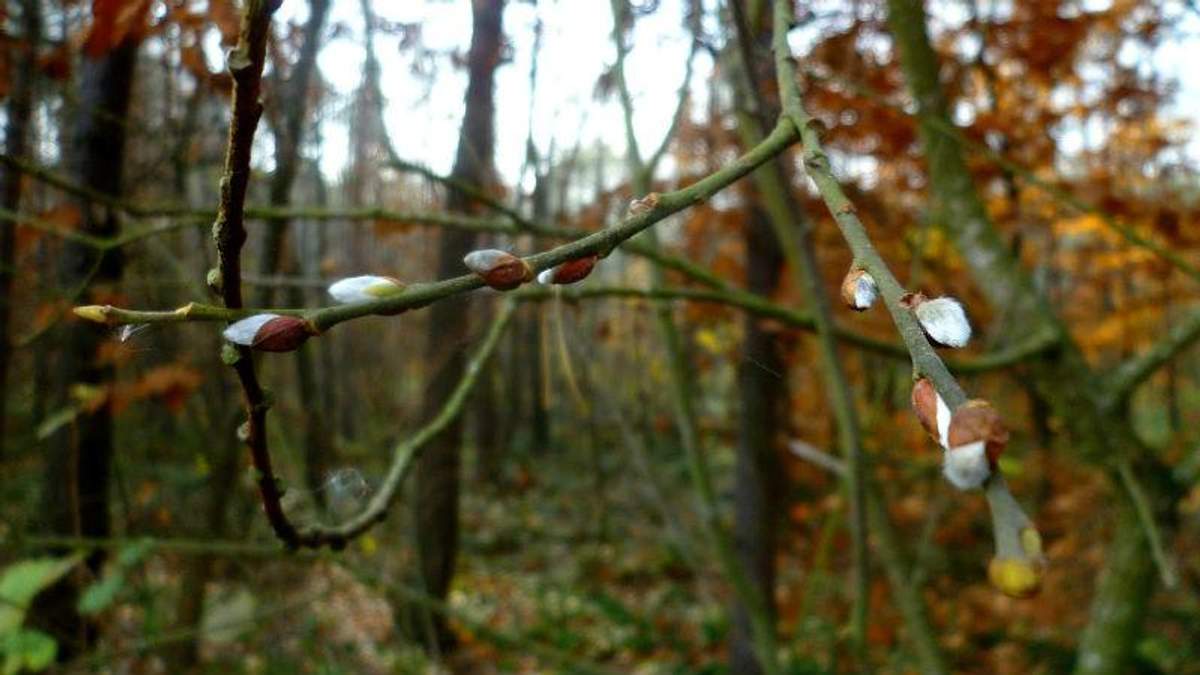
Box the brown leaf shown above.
[83,0,153,57]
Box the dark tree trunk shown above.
[409,0,505,652]
[0,0,43,457]
[256,0,333,504]
[30,32,139,662]
[731,203,785,675]
[255,0,330,300]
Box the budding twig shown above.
[771,0,1042,596]
[207,0,301,544]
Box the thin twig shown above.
[79,119,802,334]
[210,0,294,545]
[71,283,1054,374]
[282,299,516,549]
[771,0,1041,586]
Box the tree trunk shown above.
[30,32,139,662]
[731,203,785,675]
[409,0,505,651]
[255,0,333,503]
[0,0,42,457]
[255,0,330,299]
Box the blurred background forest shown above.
[2,0,1200,672]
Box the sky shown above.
[267,0,1200,188]
[273,0,702,186]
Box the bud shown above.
[901,293,971,348]
[328,275,405,304]
[947,399,1008,465]
[628,192,661,215]
[463,249,533,290]
[74,305,110,324]
[942,399,1008,490]
[987,557,1041,598]
[910,378,951,448]
[537,254,598,285]
[840,268,877,311]
[223,314,315,352]
[943,441,990,490]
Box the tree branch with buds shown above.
[75,118,798,329]
[209,0,295,545]
[771,0,1043,597]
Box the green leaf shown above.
[1,629,57,674]
[76,572,124,616]
[0,556,83,635]
[33,407,80,441]
[115,538,155,568]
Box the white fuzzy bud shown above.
[463,249,532,290]
[911,296,971,348]
[327,275,405,304]
[840,269,878,311]
[935,391,952,449]
[942,440,991,490]
[223,314,278,346]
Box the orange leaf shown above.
[83,0,153,57]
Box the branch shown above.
[771,0,1042,592]
[641,8,700,179]
[210,0,296,545]
[3,153,743,294]
[1102,305,1200,408]
[787,439,847,475]
[73,283,1051,374]
[283,299,515,548]
[77,119,801,333]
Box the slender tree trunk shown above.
[731,203,785,675]
[30,32,139,662]
[0,0,42,457]
[255,0,333,503]
[255,0,330,297]
[884,3,1180,672]
[524,172,551,457]
[409,0,505,651]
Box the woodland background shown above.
[1,0,1199,673]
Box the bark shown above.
[30,32,139,661]
[731,203,785,675]
[410,0,505,651]
[1071,492,1155,675]
[884,2,1180,670]
[0,0,42,457]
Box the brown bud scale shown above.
[910,378,941,444]
[947,399,1008,464]
[252,316,315,352]
[551,254,598,284]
